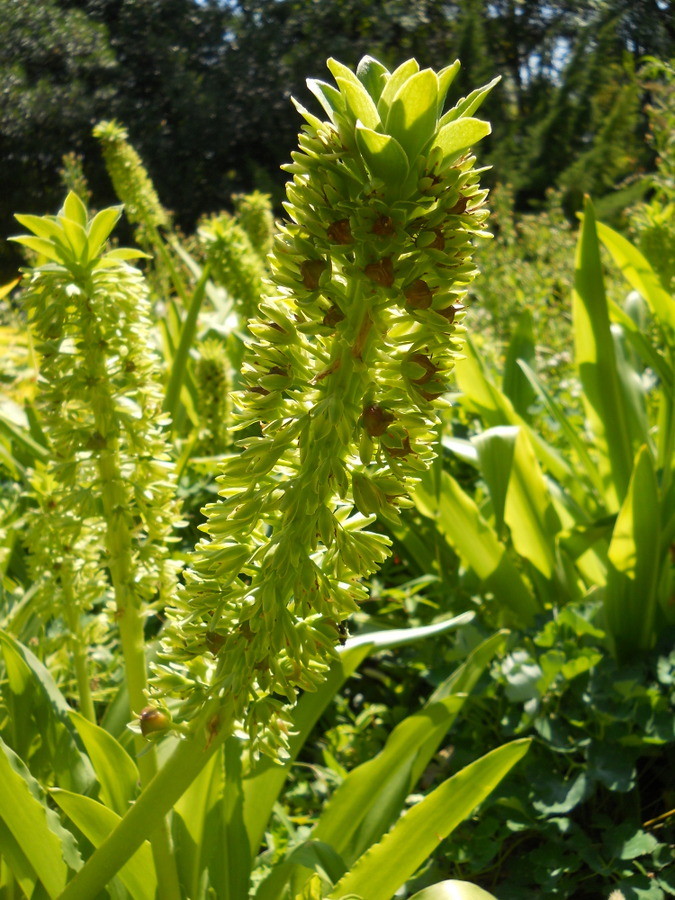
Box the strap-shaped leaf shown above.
[63,191,88,228]
[336,75,382,129]
[307,79,346,124]
[328,740,530,900]
[356,55,390,104]
[69,711,139,818]
[51,789,157,900]
[87,206,123,257]
[0,735,80,899]
[437,61,462,114]
[439,76,500,125]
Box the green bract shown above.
[157,55,495,756]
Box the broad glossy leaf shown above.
[62,191,88,228]
[328,740,530,900]
[472,425,517,536]
[336,76,381,129]
[307,79,345,124]
[386,69,439,161]
[87,207,123,257]
[0,817,39,899]
[312,696,467,863]
[0,631,95,793]
[0,735,79,898]
[413,468,541,626]
[13,214,63,242]
[410,881,498,900]
[574,200,634,508]
[377,58,420,118]
[436,61,461,115]
[9,235,63,263]
[606,445,662,658]
[61,214,88,261]
[597,221,675,334]
[51,789,157,900]
[102,247,151,261]
[355,124,409,185]
[69,711,139,817]
[431,117,491,163]
[356,55,390,104]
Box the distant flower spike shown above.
[157,55,497,758]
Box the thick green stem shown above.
[95,447,181,900]
[58,700,231,900]
[60,566,96,723]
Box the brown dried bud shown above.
[372,215,395,236]
[323,305,345,328]
[429,229,445,251]
[300,259,328,290]
[139,706,171,738]
[408,353,438,385]
[437,303,464,324]
[404,280,434,309]
[362,403,395,437]
[448,196,469,215]
[383,434,413,458]
[205,631,226,654]
[364,257,395,287]
[327,218,353,244]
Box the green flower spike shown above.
[158,55,497,758]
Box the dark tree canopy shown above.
[1,0,673,278]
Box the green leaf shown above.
[69,711,139,818]
[335,76,381,130]
[51,789,157,900]
[355,124,409,186]
[605,445,662,659]
[61,216,88,261]
[62,191,88,228]
[503,428,561,579]
[9,235,63,263]
[307,79,346,124]
[377,58,420,118]
[431,117,491,163]
[327,740,530,900]
[597,220,675,335]
[439,77,501,125]
[413,468,541,626]
[385,69,439,161]
[13,214,64,242]
[102,247,151,261]
[409,881,499,900]
[574,199,634,508]
[502,309,536,418]
[312,696,467,865]
[0,631,95,794]
[87,206,123,257]
[356,56,390,104]
[0,735,79,899]
[436,61,461,115]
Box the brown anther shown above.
[404,279,434,309]
[418,387,446,402]
[327,218,353,244]
[364,257,395,287]
[323,305,345,328]
[86,431,107,450]
[250,386,270,396]
[266,321,285,332]
[362,403,395,437]
[372,215,395,236]
[300,259,328,290]
[268,366,287,376]
[408,353,438,385]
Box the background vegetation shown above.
[1,5,675,899]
